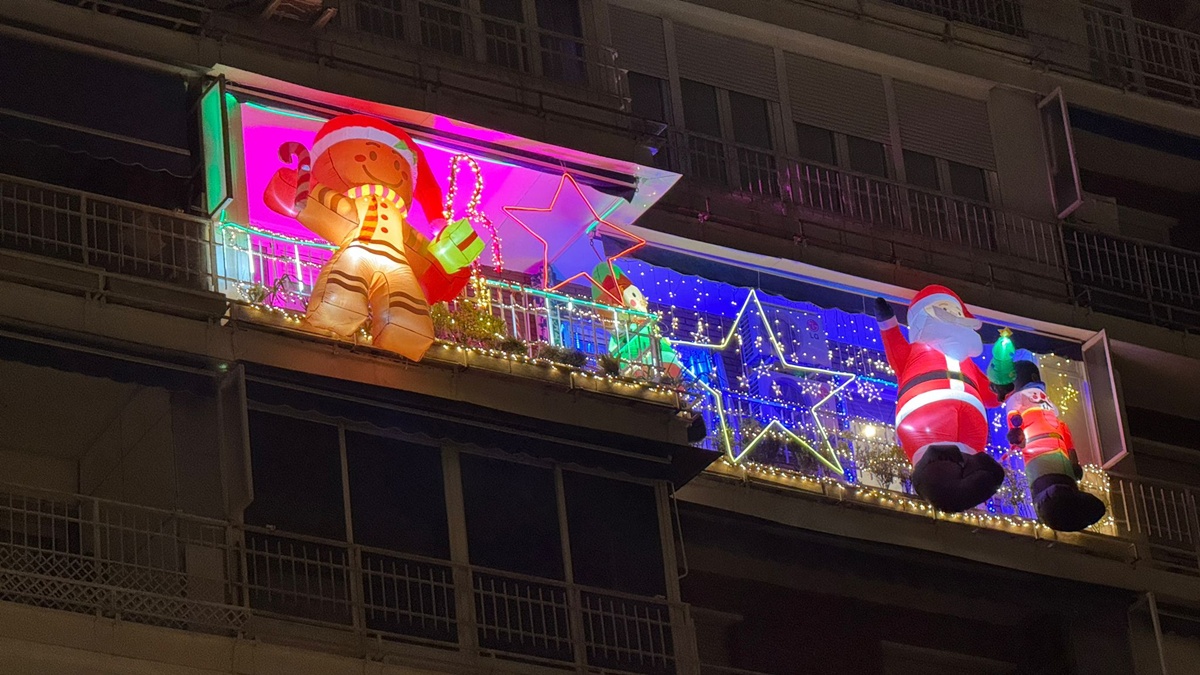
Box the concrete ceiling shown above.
[0,359,139,459]
[1111,339,1200,421]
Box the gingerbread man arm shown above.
[264,168,359,244]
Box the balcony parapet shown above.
[864,0,1200,111]
[34,0,629,115]
[0,482,697,675]
[657,131,1200,334]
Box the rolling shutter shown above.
[609,7,669,79]
[674,24,779,101]
[894,81,995,169]
[784,52,890,142]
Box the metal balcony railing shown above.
[668,131,1062,269]
[1062,224,1200,330]
[59,0,211,34]
[1108,472,1200,576]
[1079,3,1200,108]
[881,0,1026,37]
[0,483,693,674]
[44,0,625,105]
[339,0,625,101]
[0,174,216,292]
[662,131,1200,332]
[872,0,1200,109]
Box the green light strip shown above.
[218,221,339,250]
[484,278,656,319]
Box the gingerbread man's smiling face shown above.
[315,139,415,207]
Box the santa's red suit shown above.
[880,313,1000,464]
[875,285,1007,513]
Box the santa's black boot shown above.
[910,444,993,512]
[1032,474,1107,532]
[912,445,1005,512]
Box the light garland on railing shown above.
[724,457,1120,537]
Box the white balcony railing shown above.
[0,483,694,674]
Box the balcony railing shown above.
[1079,3,1200,108]
[61,0,211,34]
[872,0,1200,109]
[0,483,693,674]
[0,173,216,293]
[45,0,625,105]
[1108,472,1200,576]
[336,0,625,102]
[668,131,1062,268]
[662,131,1200,331]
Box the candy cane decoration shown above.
[444,154,502,272]
[278,142,312,212]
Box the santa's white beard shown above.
[913,319,983,361]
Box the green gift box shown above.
[430,217,485,273]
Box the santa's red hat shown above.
[311,114,444,224]
[908,284,973,320]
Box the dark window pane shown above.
[245,411,345,540]
[563,472,666,596]
[948,161,989,202]
[346,431,450,558]
[628,72,668,123]
[680,79,722,137]
[903,150,940,190]
[795,123,837,166]
[481,0,522,20]
[460,454,563,579]
[848,136,889,177]
[729,91,772,149]
[535,0,581,36]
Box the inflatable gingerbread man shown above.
[874,285,1010,512]
[264,115,483,362]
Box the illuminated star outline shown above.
[669,289,859,470]
[503,173,645,306]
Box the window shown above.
[680,79,722,137]
[795,123,837,166]
[563,471,666,596]
[948,161,989,202]
[729,91,772,150]
[347,431,455,642]
[460,454,564,579]
[480,0,522,20]
[244,410,350,625]
[346,431,449,558]
[904,150,940,191]
[245,410,345,540]
[847,136,889,178]
[628,72,669,123]
[535,0,585,84]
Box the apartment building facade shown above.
[2,0,1200,673]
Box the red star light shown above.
[503,173,645,305]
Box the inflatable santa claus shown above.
[264,114,483,362]
[1006,356,1106,531]
[874,285,1010,512]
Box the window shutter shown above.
[674,24,779,101]
[610,7,669,79]
[784,53,890,143]
[894,81,996,169]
